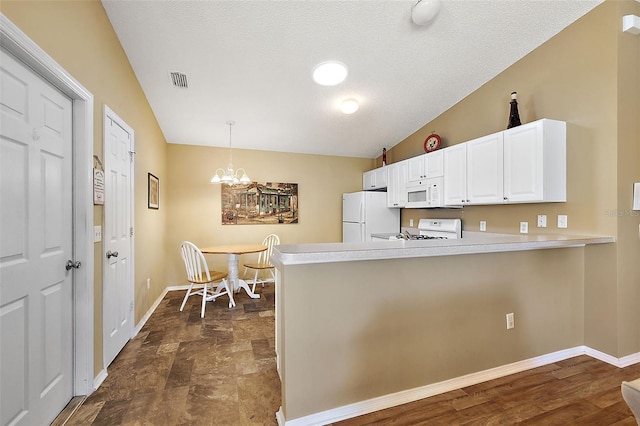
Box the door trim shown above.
[0,13,95,395]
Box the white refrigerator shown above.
[342,191,400,243]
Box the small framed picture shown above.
[148,173,159,209]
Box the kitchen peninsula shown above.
[272,233,614,425]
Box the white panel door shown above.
[0,48,73,426]
[103,109,134,367]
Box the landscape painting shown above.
[221,182,298,225]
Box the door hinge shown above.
[130,227,134,237]
[130,301,134,312]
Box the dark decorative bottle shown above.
[382,148,387,166]
[507,91,522,129]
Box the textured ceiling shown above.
[101,0,602,159]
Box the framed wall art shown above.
[148,173,159,209]
[221,182,298,225]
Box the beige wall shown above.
[165,144,372,286]
[383,0,640,358]
[280,248,585,419]
[2,1,169,375]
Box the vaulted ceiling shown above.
[102,0,602,158]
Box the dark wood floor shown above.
[66,285,639,425]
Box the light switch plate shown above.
[94,226,102,242]
[480,220,486,232]
[633,182,640,211]
[558,215,568,229]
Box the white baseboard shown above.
[93,368,107,390]
[133,287,170,336]
[586,346,640,368]
[276,408,286,426]
[133,284,198,336]
[278,346,640,426]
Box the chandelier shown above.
[210,120,251,185]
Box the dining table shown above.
[200,243,267,299]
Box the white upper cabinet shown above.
[386,160,407,208]
[466,132,504,204]
[363,166,388,191]
[444,118,566,207]
[407,150,444,184]
[443,143,468,206]
[444,131,503,206]
[503,119,566,203]
[444,132,503,206]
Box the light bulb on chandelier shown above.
[210,121,251,186]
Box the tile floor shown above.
[66,285,280,425]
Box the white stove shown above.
[417,218,462,239]
[373,218,462,241]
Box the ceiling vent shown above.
[169,71,188,88]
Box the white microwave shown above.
[405,176,443,208]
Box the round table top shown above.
[201,244,267,255]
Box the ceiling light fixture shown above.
[210,121,251,186]
[411,0,441,26]
[313,61,348,86]
[340,98,359,114]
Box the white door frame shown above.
[102,105,135,369]
[0,14,94,396]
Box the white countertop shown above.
[271,232,615,266]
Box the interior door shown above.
[103,107,134,367]
[0,48,73,426]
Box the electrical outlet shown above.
[537,215,547,228]
[506,313,515,329]
[146,278,150,290]
[558,215,568,229]
[480,220,486,232]
[409,219,414,227]
[520,222,528,234]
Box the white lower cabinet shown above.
[387,161,407,208]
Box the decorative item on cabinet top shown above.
[424,132,441,153]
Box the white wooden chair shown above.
[180,241,235,317]
[622,379,640,425]
[243,234,280,293]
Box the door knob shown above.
[106,250,119,259]
[66,260,81,271]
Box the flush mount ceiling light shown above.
[411,0,441,26]
[211,121,251,186]
[312,61,348,86]
[340,98,359,114]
